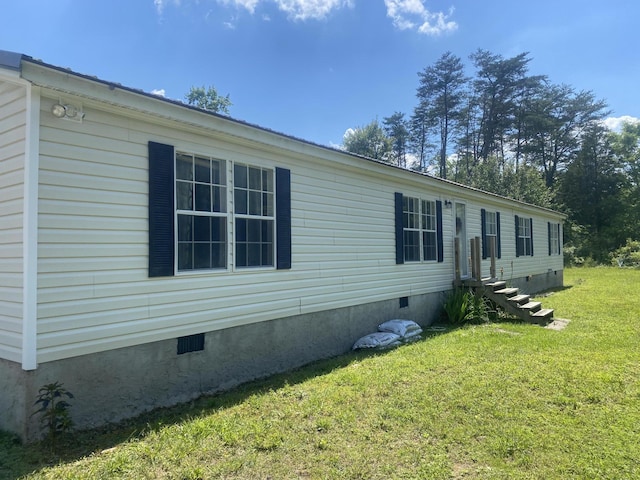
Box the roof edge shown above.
[14,51,565,219]
[0,50,24,71]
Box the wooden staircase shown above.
[475,279,554,325]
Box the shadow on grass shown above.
[0,326,454,479]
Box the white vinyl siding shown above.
[0,81,26,363]
[32,91,564,364]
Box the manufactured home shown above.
[0,51,564,441]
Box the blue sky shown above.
[2,1,639,147]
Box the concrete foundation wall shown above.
[506,269,564,294]
[2,290,446,442]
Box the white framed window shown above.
[176,153,228,271]
[233,163,275,268]
[517,216,533,257]
[549,222,561,255]
[403,196,437,262]
[174,153,276,272]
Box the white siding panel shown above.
[35,95,564,363]
[0,81,25,362]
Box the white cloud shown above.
[272,0,354,20]
[384,0,457,35]
[151,88,166,97]
[218,0,261,14]
[154,0,181,15]
[603,115,640,132]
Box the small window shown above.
[549,222,561,255]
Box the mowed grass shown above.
[1,267,639,479]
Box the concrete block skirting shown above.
[1,290,446,442]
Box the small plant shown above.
[32,381,74,447]
[443,288,472,324]
[443,288,492,324]
[467,290,491,323]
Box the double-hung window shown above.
[515,215,533,257]
[176,153,228,271]
[481,209,501,259]
[234,164,275,268]
[402,196,438,262]
[548,222,561,255]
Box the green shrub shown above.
[610,239,640,268]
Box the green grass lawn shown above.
[2,267,639,479]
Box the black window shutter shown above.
[530,218,534,256]
[548,222,552,256]
[480,208,487,260]
[276,167,292,270]
[496,212,501,259]
[436,200,444,263]
[148,141,175,277]
[515,215,520,257]
[394,192,404,264]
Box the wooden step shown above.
[508,294,530,305]
[519,301,542,312]
[494,287,518,297]
[531,308,554,320]
[486,281,506,291]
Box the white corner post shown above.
[22,84,40,371]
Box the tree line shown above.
[342,50,640,265]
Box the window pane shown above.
[234,164,247,188]
[263,169,273,192]
[247,218,261,242]
[211,159,223,185]
[211,217,225,242]
[236,218,247,242]
[404,231,420,262]
[177,215,193,241]
[212,186,226,213]
[194,156,210,183]
[176,181,193,210]
[194,243,211,269]
[177,243,192,270]
[236,243,247,267]
[247,242,261,266]
[249,166,261,190]
[176,153,193,181]
[249,191,262,215]
[193,215,211,242]
[235,189,248,215]
[423,231,437,261]
[195,183,211,211]
[263,192,274,216]
[262,242,274,266]
[212,242,226,268]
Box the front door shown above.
[455,203,469,278]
